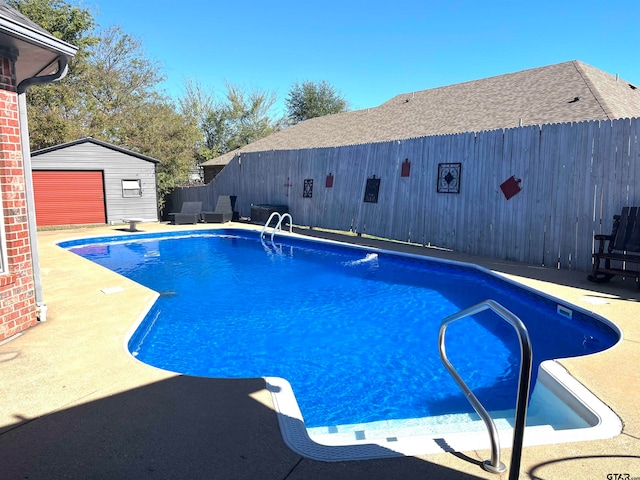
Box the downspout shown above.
[16,55,69,322]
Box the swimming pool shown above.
[61,227,622,459]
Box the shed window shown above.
[122,179,142,197]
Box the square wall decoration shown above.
[437,163,461,193]
[303,179,313,198]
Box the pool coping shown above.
[2,221,639,479]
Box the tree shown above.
[10,0,203,208]
[178,79,223,162]
[224,82,284,151]
[179,81,285,158]
[121,101,201,205]
[77,26,201,205]
[178,79,217,124]
[285,80,348,124]
[73,25,167,142]
[7,0,97,49]
[8,0,99,149]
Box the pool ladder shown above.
[260,212,292,242]
[260,212,293,255]
[438,299,532,480]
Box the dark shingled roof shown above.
[202,60,640,167]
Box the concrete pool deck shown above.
[0,221,639,479]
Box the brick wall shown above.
[0,53,37,341]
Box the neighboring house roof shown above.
[202,60,640,168]
[32,137,161,164]
[0,0,77,83]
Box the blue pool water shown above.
[63,229,619,429]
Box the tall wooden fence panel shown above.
[174,117,640,272]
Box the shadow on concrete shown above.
[0,375,486,480]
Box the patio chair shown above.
[588,206,640,286]
[169,201,202,225]
[202,196,233,223]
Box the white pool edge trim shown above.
[265,362,622,461]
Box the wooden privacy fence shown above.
[172,117,640,273]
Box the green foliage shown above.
[178,79,216,161]
[118,101,200,207]
[72,25,201,207]
[286,80,348,124]
[11,0,203,209]
[7,0,97,49]
[73,26,167,141]
[223,83,285,151]
[9,0,98,149]
[178,80,285,158]
[10,0,350,209]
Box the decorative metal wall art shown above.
[364,175,381,203]
[437,163,461,193]
[303,179,313,198]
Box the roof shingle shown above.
[202,60,640,167]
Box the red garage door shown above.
[33,171,106,226]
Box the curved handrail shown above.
[438,299,532,478]
[270,213,293,242]
[260,212,282,239]
[260,212,293,255]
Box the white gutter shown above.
[17,56,70,321]
[0,17,76,57]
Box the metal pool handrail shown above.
[260,212,293,241]
[271,213,292,242]
[438,299,532,479]
[260,212,281,238]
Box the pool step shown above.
[307,411,514,445]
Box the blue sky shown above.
[92,0,640,116]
